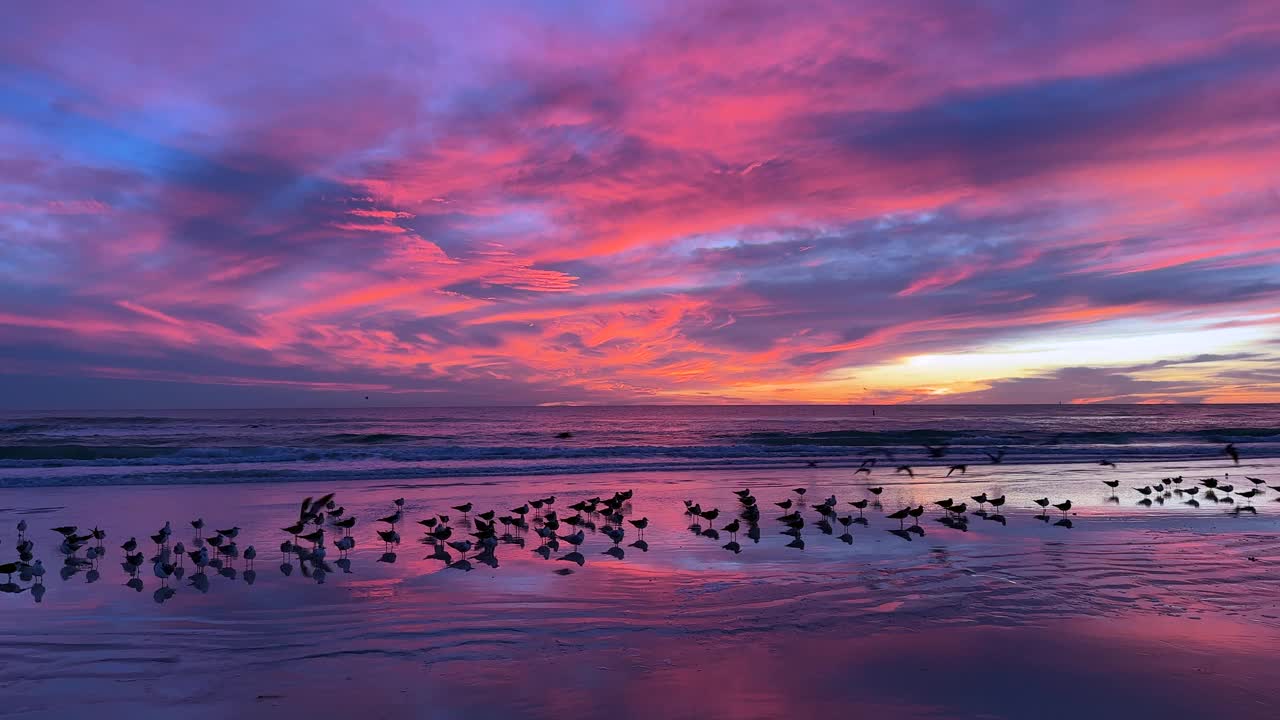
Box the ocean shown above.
[1,404,1276,487]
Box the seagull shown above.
[907,506,924,524]
[627,517,649,534]
[971,493,988,508]
[722,519,741,539]
[1103,479,1120,490]
[868,487,884,496]
[886,507,911,528]
[947,465,967,476]
[989,495,1006,511]
[699,508,720,527]
[1225,444,1239,465]
[984,450,1006,464]
[452,503,473,515]
[394,498,405,507]
[923,444,948,458]
[1033,498,1050,513]
[1099,460,1117,469]
[896,465,915,478]
[775,499,793,510]
[1237,489,1261,500]
[377,510,403,525]
[848,499,869,515]
[1052,500,1073,516]
[1135,486,1152,496]
[935,498,954,510]
[792,488,807,497]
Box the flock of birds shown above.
[1,440,1268,603]
[366,488,648,573]
[680,442,1269,552]
[0,487,650,603]
[681,482,1072,553]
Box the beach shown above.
[3,448,1280,719]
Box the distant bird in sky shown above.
[1225,443,1239,465]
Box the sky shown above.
[2,0,1279,409]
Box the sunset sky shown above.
[2,1,1279,408]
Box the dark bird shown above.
[854,467,872,475]
[868,487,884,496]
[1201,477,1219,489]
[1225,443,1239,465]
[895,465,914,478]
[699,508,720,527]
[452,503,473,514]
[948,502,967,515]
[989,495,1006,511]
[1244,476,1264,486]
[1099,460,1116,469]
[792,488,807,497]
[733,489,752,499]
[923,444,948,458]
[1134,486,1152,496]
[848,499,869,515]
[984,450,1006,464]
[907,506,924,524]
[1237,489,1261,500]
[1033,498,1050,512]
[935,498,954,510]
[628,517,649,533]
[722,519,741,537]
[971,493,988,507]
[947,465,967,476]
[556,431,573,439]
[886,507,911,528]
[775,499,793,510]
[1052,500,1073,515]
[1103,479,1120,490]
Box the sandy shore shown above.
[2,459,1279,718]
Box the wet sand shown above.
[2,458,1279,719]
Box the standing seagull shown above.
[886,507,911,529]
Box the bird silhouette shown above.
[886,507,911,528]
[947,465,967,476]
[1225,444,1239,465]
